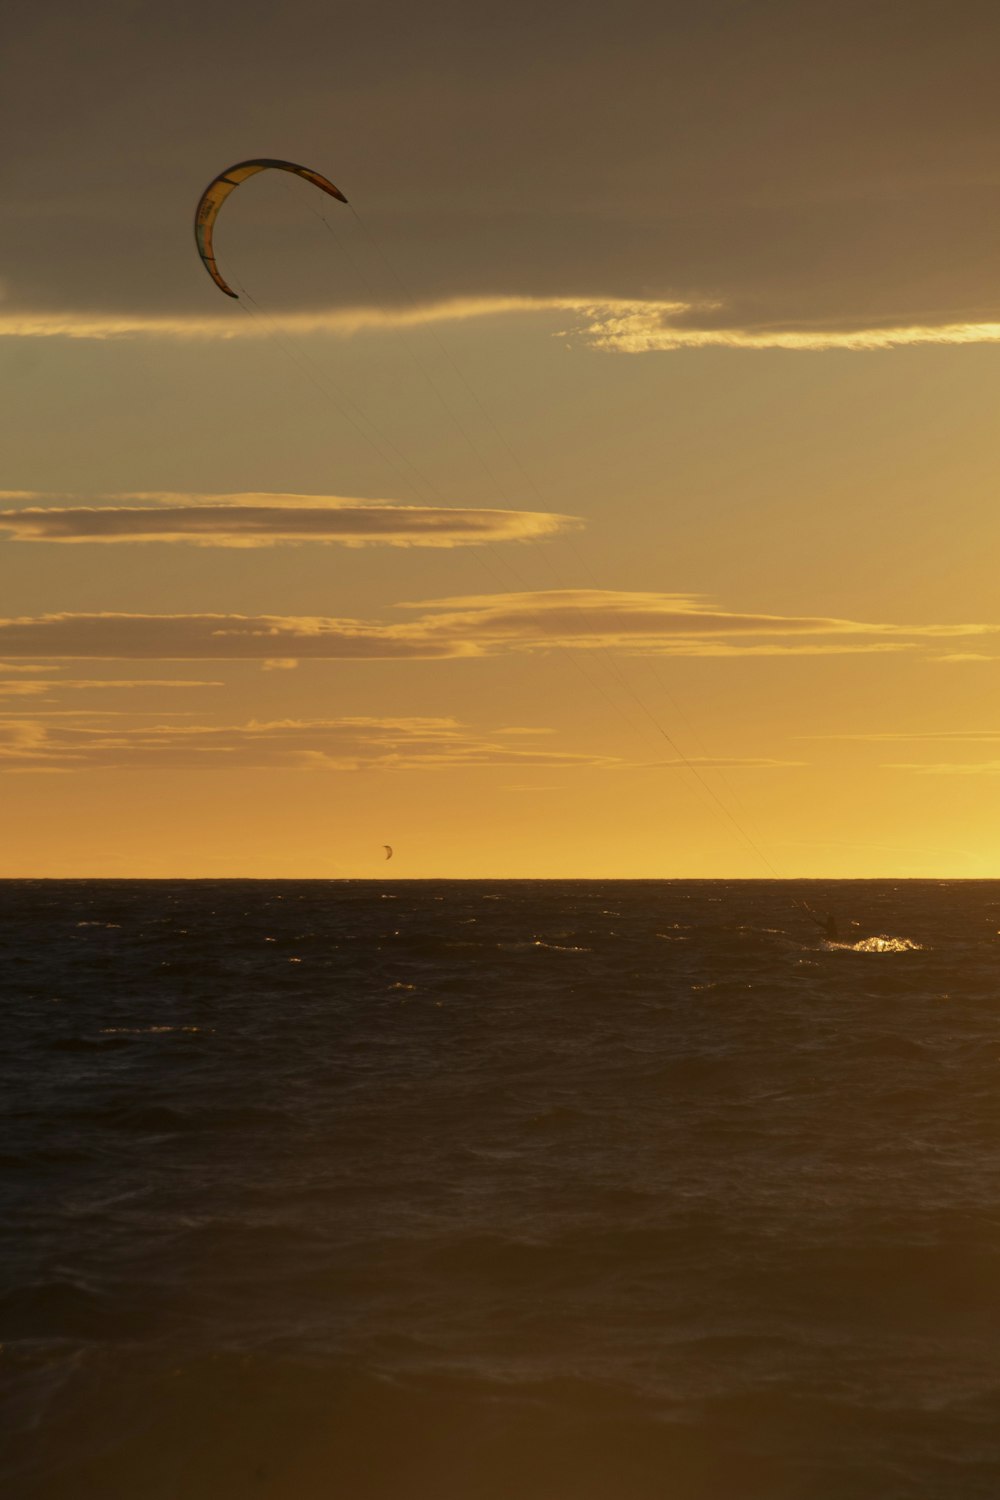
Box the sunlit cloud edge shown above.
[3,296,1000,352]
[0,592,997,662]
[0,713,621,774]
[0,493,577,548]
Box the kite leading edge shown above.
[194,158,349,299]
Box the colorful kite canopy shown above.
[194,159,349,298]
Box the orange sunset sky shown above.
[4,0,1000,877]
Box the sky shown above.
[4,0,1000,876]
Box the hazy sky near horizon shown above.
[4,0,1000,876]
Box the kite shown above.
[383,845,393,860]
[194,159,349,299]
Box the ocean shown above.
[3,879,1000,1499]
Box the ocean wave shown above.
[830,935,925,953]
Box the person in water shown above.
[801,903,839,941]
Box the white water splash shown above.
[829,935,923,954]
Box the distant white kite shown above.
[383,845,393,860]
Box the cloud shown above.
[807,730,1000,743]
[0,715,616,773]
[634,643,913,657]
[931,653,995,663]
[0,592,997,662]
[886,761,1000,776]
[399,590,1000,655]
[7,298,1000,354]
[829,728,1000,775]
[0,613,472,662]
[0,492,575,548]
[572,304,1000,354]
[776,837,975,858]
[6,1,1000,343]
[0,710,201,718]
[0,298,564,342]
[651,757,804,769]
[0,677,219,698]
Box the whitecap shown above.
[827,935,923,953]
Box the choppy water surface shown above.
[3,879,1000,1499]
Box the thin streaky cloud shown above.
[886,761,1000,776]
[0,678,220,694]
[645,757,805,769]
[574,304,1000,353]
[402,591,1000,648]
[0,593,998,662]
[931,653,995,663]
[5,298,1000,352]
[0,710,202,718]
[0,715,619,774]
[776,838,975,859]
[0,614,474,662]
[0,298,569,342]
[630,643,914,658]
[805,730,1000,743]
[0,494,577,549]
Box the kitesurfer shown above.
[800,902,838,941]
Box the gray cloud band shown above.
[5,2,998,335]
[0,497,576,547]
[0,592,994,661]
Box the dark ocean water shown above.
[3,879,1000,1500]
